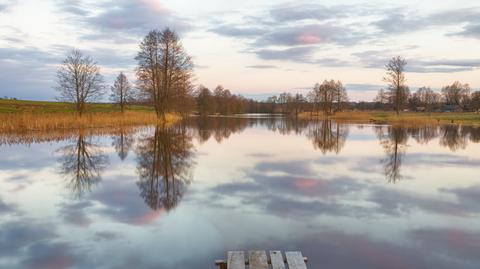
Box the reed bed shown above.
[0,111,180,132]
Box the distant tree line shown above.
[54,31,478,117]
[374,56,480,113]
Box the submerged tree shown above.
[110,72,135,112]
[135,124,195,211]
[135,28,194,120]
[384,56,409,115]
[55,49,105,115]
[56,131,109,196]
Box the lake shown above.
[0,117,479,269]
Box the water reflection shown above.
[135,125,195,211]
[440,125,468,151]
[307,120,349,154]
[112,127,134,161]
[1,118,480,269]
[376,126,408,183]
[56,131,109,196]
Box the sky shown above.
[1,0,480,101]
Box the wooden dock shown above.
[215,250,308,269]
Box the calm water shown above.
[1,117,480,269]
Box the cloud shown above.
[268,3,352,22]
[374,8,480,39]
[454,23,480,38]
[255,46,316,61]
[246,65,278,69]
[368,186,475,217]
[345,83,383,92]
[410,228,480,264]
[0,47,61,99]
[352,49,480,73]
[0,220,56,257]
[211,25,264,38]
[58,200,94,228]
[54,0,89,16]
[210,3,370,66]
[256,24,364,47]
[87,0,191,36]
[0,0,16,13]
[20,242,76,269]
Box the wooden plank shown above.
[269,250,286,269]
[227,251,245,269]
[249,251,268,269]
[285,251,307,269]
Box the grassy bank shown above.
[299,111,480,125]
[0,99,179,132]
[0,99,153,113]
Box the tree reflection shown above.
[440,125,468,151]
[307,120,349,154]
[112,128,135,161]
[189,117,251,144]
[376,126,408,183]
[135,124,195,211]
[56,132,109,196]
[410,125,438,145]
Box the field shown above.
[0,99,154,113]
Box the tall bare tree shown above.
[110,72,134,113]
[56,49,105,115]
[384,56,409,115]
[135,28,193,121]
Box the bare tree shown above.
[412,87,441,112]
[384,56,409,115]
[334,81,348,112]
[441,81,471,111]
[472,91,480,112]
[110,72,134,113]
[318,80,336,115]
[56,49,105,115]
[374,88,389,109]
[196,85,214,116]
[135,28,194,121]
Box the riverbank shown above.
[298,111,480,125]
[0,100,179,132]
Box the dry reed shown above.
[0,111,180,133]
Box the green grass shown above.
[0,99,154,114]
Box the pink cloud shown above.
[295,33,324,44]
